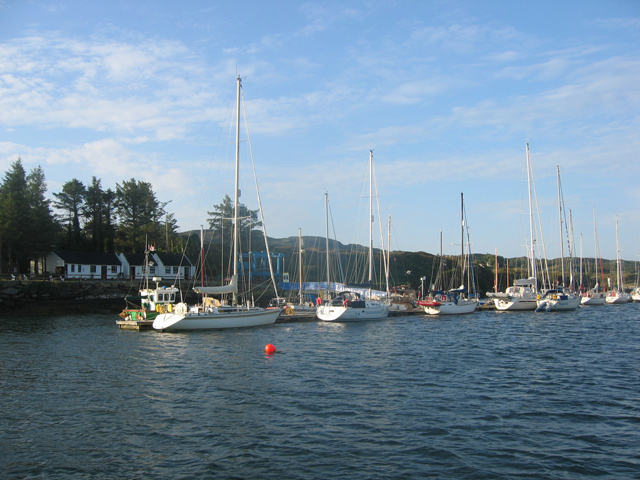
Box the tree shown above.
[207,194,264,250]
[53,179,87,250]
[114,178,168,252]
[26,166,59,272]
[0,158,31,272]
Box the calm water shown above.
[2,305,640,479]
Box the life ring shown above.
[285,306,294,315]
[344,299,351,307]
[316,297,322,305]
[440,294,447,301]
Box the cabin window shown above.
[90,265,96,273]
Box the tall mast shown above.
[615,215,622,291]
[233,75,241,304]
[593,207,600,289]
[526,141,537,288]
[369,150,374,288]
[298,228,303,304]
[325,192,330,293]
[461,192,465,289]
[557,165,565,286]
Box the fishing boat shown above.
[605,216,631,305]
[118,243,181,324]
[316,151,390,322]
[536,165,580,312]
[580,208,605,305]
[423,193,478,315]
[153,76,280,330]
[488,142,539,311]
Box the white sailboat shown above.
[581,207,606,305]
[423,193,478,315]
[153,76,280,330]
[488,142,539,311]
[536,165,580,312]
[605,215,631,305]
[316,151,390,322]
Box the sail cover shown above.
[193,275,238,295]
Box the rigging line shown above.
[241,80,279,298]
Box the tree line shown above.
[0,158,183,274]
[0,158,268,277]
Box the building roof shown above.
[154,252,193,267]
[52,250,121,266]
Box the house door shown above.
[101,266,107,279]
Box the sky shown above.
[1,0,639,264]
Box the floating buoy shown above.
[264,344,277,355]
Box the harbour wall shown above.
[0,279,133,315]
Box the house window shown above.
[110,266,117,273]
[70,264,75,272]
[165,267,171,274]
[90,265,96,273]
[149,266,156,274]
[173,267,178,274]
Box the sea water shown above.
[1,305,639,479]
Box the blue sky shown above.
[1,0,639,263]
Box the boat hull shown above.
[316,302,389,322]
[424,299,478,315]
[493,298,538,311]
[152,307,279,331]
[536,296,580,312]
[580,294,606,305]
[605,292,631,304]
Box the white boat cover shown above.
[193,275,238,295]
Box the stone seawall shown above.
[0,279,136,315]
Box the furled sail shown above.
[193,275,238,295]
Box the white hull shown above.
[536,296,580,312]
[580,293,606,305]
[493,297,538,311]
[605,292,631,304]
[316,302,389,322]
[153,307,279,331]
[424,299,478,315]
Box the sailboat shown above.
[316,151,390,322]
[487,142,538,311]
[605,215,631,304]
[535,165,580,312]
[580,207,605,305]
[153,76,280,330]
[422,193,478,315]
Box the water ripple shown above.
[1,305,640,478]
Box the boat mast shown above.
[233,75,241,305]
[461,192,465,290]
[557,165,565,287]
[298,228,303,305]
[369,150,374,292]
[525,141,538,290]
[615,215,622,291]
[325,192,330,296]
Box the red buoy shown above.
[265,343,277,355]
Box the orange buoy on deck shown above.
[265,344,277,355]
